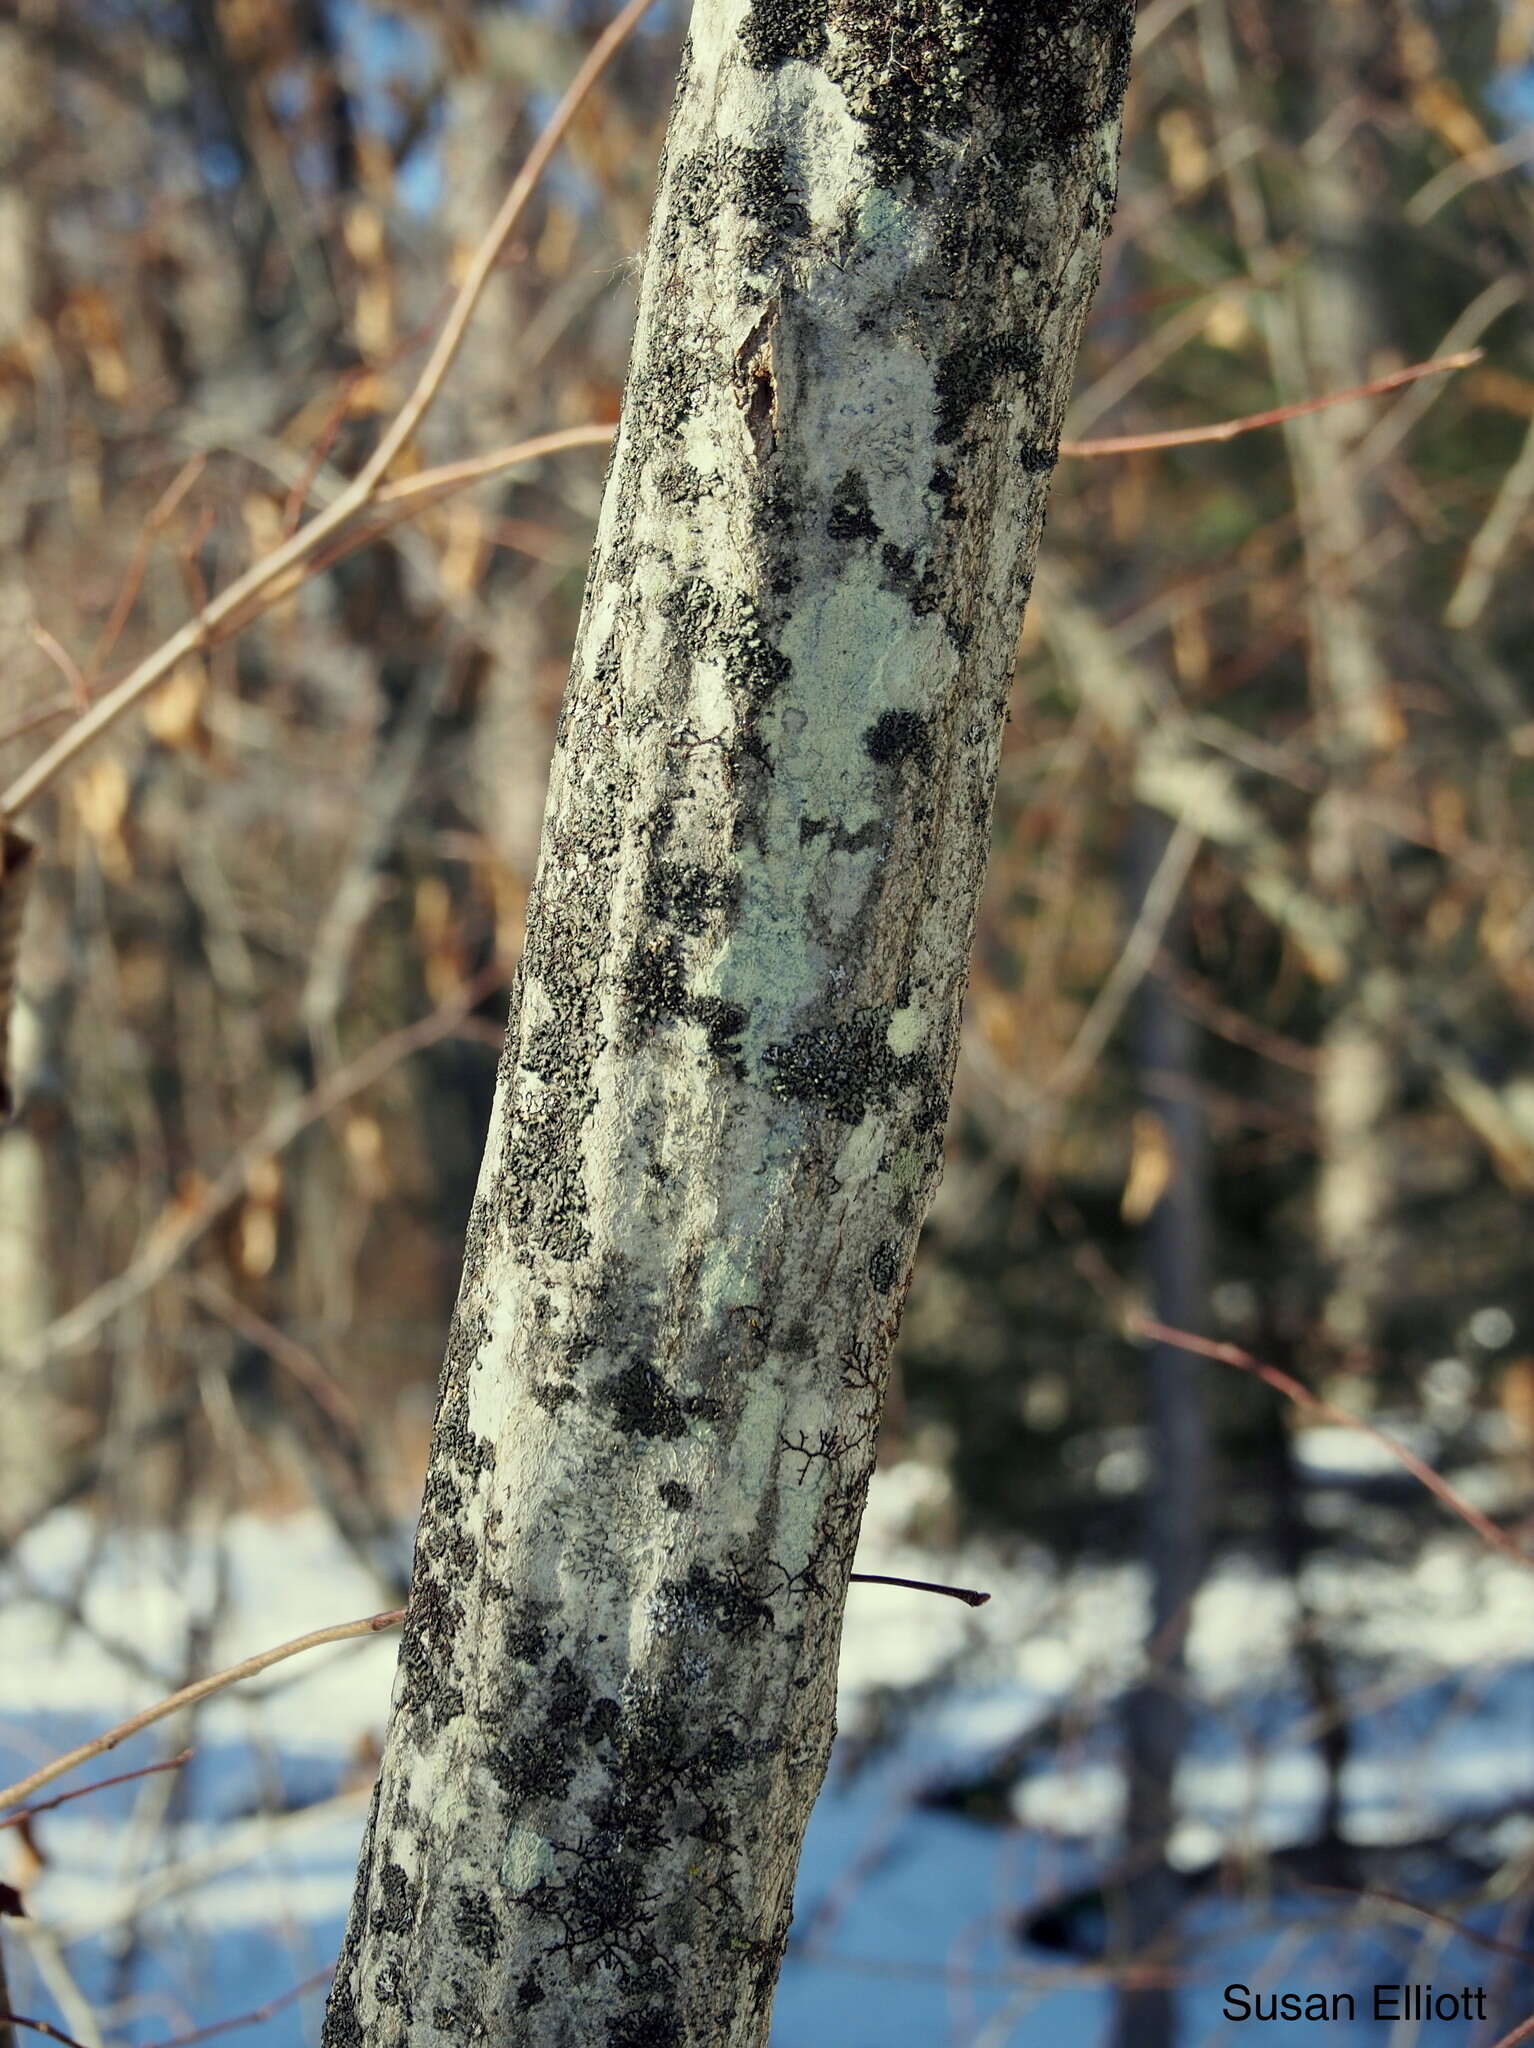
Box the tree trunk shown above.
[1200,0,1402,1370]
[1285,0,1402,1369]
[1113,806,1210,2048]
[324,5,1134,2043]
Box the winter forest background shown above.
[2,0,1534,2042]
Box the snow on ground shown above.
[2,1468,1532,2044]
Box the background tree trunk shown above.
[1287,0,1403,1370]
[324,4,1134,2042]
[1113,804,1210,2048]
[1199,0,1403,1371]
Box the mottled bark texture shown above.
[325,4,1133,2043]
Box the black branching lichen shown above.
[934,331,1042,445]
[825,470,881,543]
[734,140,812,242]
[797,813,882,852]
[488,1727,579,1806]
[868,1239,901,1292]
[670,138,811,247]
[501,1104,594,1262]
[761,1008,929,1124]
[607,2009,685,2048]
[863,708,933,767]
[653,1563,774,1639]
[370,1861,416,1938]
[399,1570,467,1733]
[740,2,1134,193]
[739,0,827,68]
[600,1360,688,1441]
[547,1853,652,1958]
[621,932,690,1032]
[505,1609,551,1666]
[689,995,749,1070]
[878,541,940,618]
[453,1888,500,1963]
[642,858,734,937]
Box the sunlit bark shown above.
[325,5,1134,2041]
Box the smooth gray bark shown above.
[325,4,1134,2042]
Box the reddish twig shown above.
[143,1963,335,2048]
[1301,1882,1534,1964]
[136,427,617,668]
[1059,348,1480,457]
[1,1750,192,1830]
[1488,2015,1534,2048]
[0,2019,89,2048]
[182,1276,359,1433]
[1132,1316,1533,1571]
[26,629,87,713]
[0,1563,990,1828]
[84,455,207,687]
[1159,960,1320,1076]
[0,701,74,751]
[373,422,617,514]
[281,371,365,537]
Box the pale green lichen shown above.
[852,185,918,253]
[885,1004,927,1056]
[834,1110,886,1186]
[500,1828,557,1893]
[730,1373,790,1502]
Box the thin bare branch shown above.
[181,1275,359,1432]
[0,1613,403,1818]
[1046,817,1202,1104]
[1488,2015,1534,2048]
[1058,349,1481,457]
[374,422,618,513]
[0,702,74,751]
[1,1751,192,1830]
[6,963,507,1372]
[0,2017,89,2048]
[1407,127,1534,224]
[143,1964,335,2048]
[0,0,658,823]
[1300,1882,1534,1965]
[1132,1316,1534,1571]
[1346,281,1521,489]
[848,1573,990,1607]
[26,628,86,711]
[84,455,207,686]
[351,0,656,499]
[0,1938,14,2048]
[0,211,1469,827]
[1444,411,1534,628]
